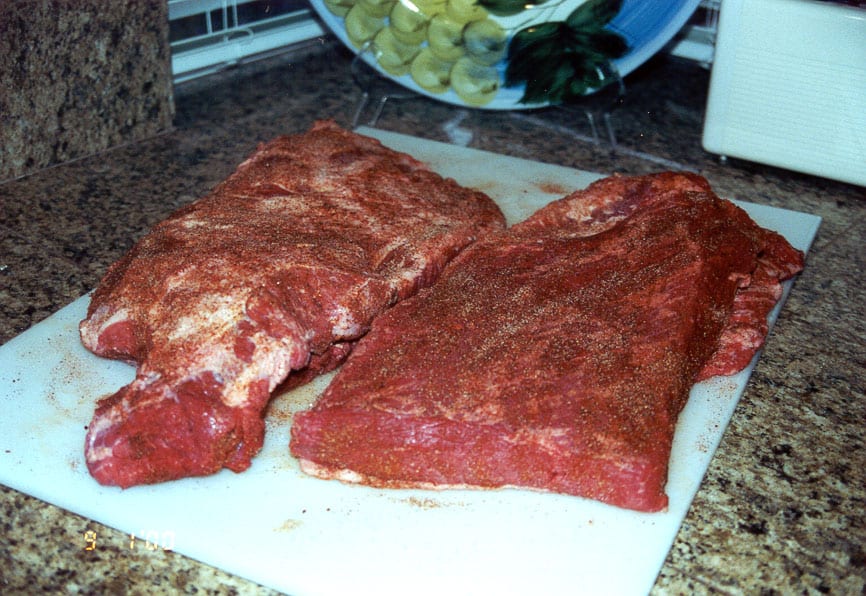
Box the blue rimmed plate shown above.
[310,0,703,109]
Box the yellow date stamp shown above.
[83,529,175,552]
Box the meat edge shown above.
[290,408,670,512]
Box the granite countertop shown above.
[1,40,864,594]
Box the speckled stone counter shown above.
[0,0,173,181]
[1,40,864,594]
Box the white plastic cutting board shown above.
[0,129,820,596]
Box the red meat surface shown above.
[290,172,804,512]
[79,121,505,487]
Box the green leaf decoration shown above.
[477,0,551,17]
[578,29,629,57]
[565,0,623,30]
[504,0,628,105]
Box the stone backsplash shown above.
[0,0,174,181]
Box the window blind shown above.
[169,0,324,83]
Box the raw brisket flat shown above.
[80,121,505,487]
[290,172,804,512]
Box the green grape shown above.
[324,0,357,17]
[445,0,486,24]
[373,27,421,75]
[410,47,455,93]
[463,17,507,66]
[390,23,428,46]
[450,55,500,105]
[411,0,448,14]
[359,0,396,17]
[389,1,431,46]
[426,14,465,61]
[345,3,386,46]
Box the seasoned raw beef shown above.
[80,121,505,487]
[290,172,804,512]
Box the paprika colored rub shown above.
[79,121,504,487]
[290,172,804,512]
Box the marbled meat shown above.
[289,172,804,512]
[80,121,505,487]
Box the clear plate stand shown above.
[350,45,418,129]
[349,49,627,152]
[561,61,627,151]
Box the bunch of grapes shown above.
[324,0,508,106]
